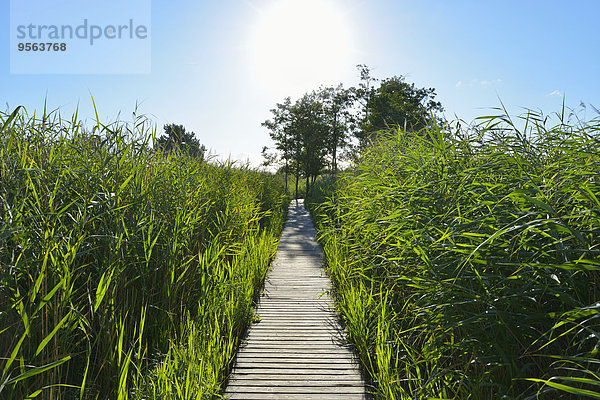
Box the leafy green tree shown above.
[360,75,443,142]
[262,92,330,198]
[354,64,378,129]
[261,64,445,192]
[155,124,206,159]
[262,97,296,192]
[319,84,354,173]
[295,91,329,197]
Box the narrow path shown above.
[224,199,366,400]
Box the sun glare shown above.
[251,0,351,98]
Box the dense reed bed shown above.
[0,106,288,399]
[308,110,600,399]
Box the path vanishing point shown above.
[224,199,366,399]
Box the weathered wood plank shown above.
[236,348,354,355]
[237,351,355,358]
[244,328,337,335]
[230,367,360,375]
[245,327,339,332]
[227,385,365,394]
[235,358,356,366]
[233,362,359,370]
[239,345,351,352]
[227,379,362,386]
[228,374,362,381]
[233,361,357,367]
[245,334,335,340]
[226,393,365,399]
[252,314,334,318]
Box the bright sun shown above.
[251,0,351,98]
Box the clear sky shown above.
[2,0,599,166]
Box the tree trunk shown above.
[284,160,288,193]
[295,159,299,205]
[305,173,310,199]
[332,113,338,174]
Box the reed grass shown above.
[0,105,288,399]
[308,108,600,399]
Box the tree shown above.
[359,75,443,143]
[319,84,354,173]
[261,97,296,192]
[295,91,329,197]
[354,64,378,129]
[155,124,206,159]
[261,65,445,195]
[261,146,294,192]
[262,92,330,199]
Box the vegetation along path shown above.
[225,199,366,399]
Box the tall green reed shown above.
[308,109,600,399]
[0,105,288,399]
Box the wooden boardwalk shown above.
[224,199,366,400]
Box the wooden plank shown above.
[247,323,338,328]
[257,305,333,309]
[228,374,362,381]
[226,386,365,394]
[245,318,338,324]
[226,393,365,399]
[239,345,352,352]
[230,367,359,375]
[254,305,333,310]
[244,336,337,342]
[244,327,340,332]
[249,319,336,324]
[244,329,341,336]
[250,321,336,326]
[233,362,359,370]
[233,357,358,365]
[239,340,338,346]
[243,340,346,351]
[235,358,356,365]
[254,309,333,312]
[236,354,355,361]
[254,312,333,317]
[245,334,335,340]
[242,335,337,341]
[256,298,331,302]
[227,379,362,386]
[253,314,333,318]
[236,348,355,355]
[237,351,355,358]
[242,330,341,336]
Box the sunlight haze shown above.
[251,0,353,98]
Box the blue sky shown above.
[2,0,599,166]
